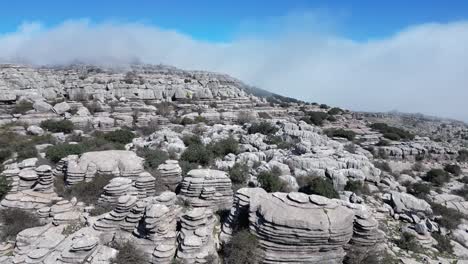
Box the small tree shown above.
[229,163,249,184]
[424,169,450,186]
[40,119,74,133]
[257,169,287,193]
[223,230,258,264]
[297,177,339,199]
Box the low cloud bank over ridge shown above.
[1,19,468,121]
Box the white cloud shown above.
[1,18,468,121]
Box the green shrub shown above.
[257,169,287,193]
[452,185,468,200]
[458,149,468,162]
[344,143,357,154]
[265,135,294,149]
[0,176,11,200]
[374,161,392,172]
[229,163,249,184]
[60,174,113,205]
[0,149,12,164]
[297,177,339,198]
[223,230,258,264]
[16,143,38,160]
[369,123,414,141]
[382,132,401,141]
[344,180,370,196]
[180,144,213,166]
[319,104,329,109]
[248,122,278,135]
[375,139,390,146]
[407,182,431,199]
[424,169,450,186]
[324,128,356,141]
[12,100,34,114]
[182,135,202,146]
[459,176,468,184]
[444,164,462,176]
[111,241,147,264]
[208,136,239,157]
[302,111,328,126]
[101,129,135,144]
[46,143,86,163]
[327,107,343,115]
[0,209,41,241]
[83,101,103,114]
[431,203,464,230]
[395,233,421,252]
[432,232,454,254]
[137,148,169,169]
[40,119,74,133]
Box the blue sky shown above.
[1,1,468,121]
[2,0,468,41]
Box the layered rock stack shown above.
[179,169,233,210]
[0,167,20,193]
[64,150,145,185]
[18,169,38,191]
[176,208,218,264]
[97,177,135,205]
[34,165,54,193]
[135,172,156,198]
[222,188,385,264]
[94,195,137,231]
[120,200,147,232]
[59,235,99,263]
[156,160,182,192]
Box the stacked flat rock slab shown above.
[33,165,54,193]
[156,160,182,192]
[120,200,147,232]
[176,208,217,264]
[0,189,59,210]
[59,235,99,263]
[94,195,137,231]
[97,177,135,205]
[1,167,20,193]
[179,169,233,210]
[136,172,156,198]
[64,150,145,185]
[18,168,38,191]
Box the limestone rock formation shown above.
[179,169,233,210]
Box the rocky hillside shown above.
[0,64,467,264]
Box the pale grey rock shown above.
[53,102,71,114]
[27,125,45,136]
[33,100,53,112]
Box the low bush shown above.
[344,180,370,196]
[451,185,468,200]
[59,174,113,205]
[302,111,329,126]
[111,241,147,264]
[369,123,414,141]
[432,232,454,254]
[297,176,339,198]
[375,139,390,146]
[444,164,462,176]
[229,163,249,184]
[459,176,468,184]
[248,122,278,135]
[324,128,356,141]
[344,143,357,154]
[374,161,392,173]
[265,135,294,149]
[257,169,288,193]
[180,144,213,166]
[208,136,239,157]
[327,107,343,115]
[431,202,464,230]
[0,131,53,161]
[101,129,135,144]
[407,182,431,199]
[137,148,169,170]
[182,135,202,146]
[223,229,258,264]
[83,101,103,114]
[0,149,12,164]
[46,143,86,163]
[0,176,11,200]
[395,233,421,252]
[0,209,41,241]
[40,119,74,133]
[12,100,34,114]
[424,169,450,186]
[458,149,468,162]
